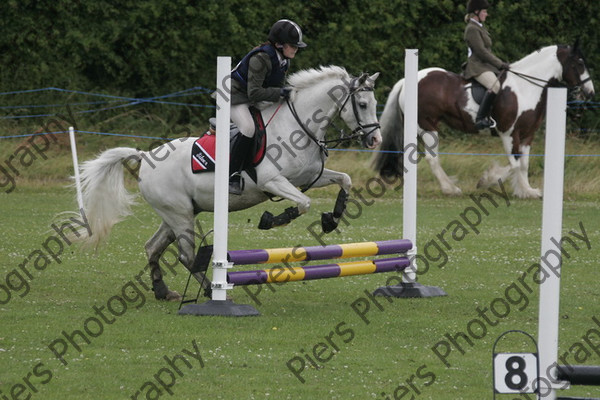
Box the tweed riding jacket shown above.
[463,19,504,79]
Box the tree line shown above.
[1,0,597,129]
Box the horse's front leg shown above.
[308,168,352,233]
[481,132,540,198]
[258,175,311,230]
[513,145,541,198]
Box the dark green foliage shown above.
[0,0,598,129]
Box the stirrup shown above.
[229,172,244,195]
[475,117,497,131]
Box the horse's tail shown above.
[373,78,405,178]
[69,147,142,250]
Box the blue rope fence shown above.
[1,129,598,159]
[0,86,598,118]
[0,86,216,119]
[0,86,598,159]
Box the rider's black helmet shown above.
[268,19,307,48]
[467,0,490,13]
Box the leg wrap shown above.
[258,211,274,230]
[333,189,349,218]
[258,207,300,230]
[321,189,349,234]
[152,280,170,300]
[321,212,337,234]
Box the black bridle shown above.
[286,75,380,150]
[324,77,381,148]
[284,74,380,192]
[507,51,593,95]
[339,77,381,140]
[563,53,593,98]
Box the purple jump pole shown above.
[227,239,412,266]
[227,257,410,286]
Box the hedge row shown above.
[1,0,597,129]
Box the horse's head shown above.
[339,72,382,149]
[558,40,595,101]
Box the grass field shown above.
[0,134,599,399]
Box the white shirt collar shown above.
[275,47,288,67]
[469,18,483,27]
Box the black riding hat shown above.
[268,19,307,48]
[467,0,490,13]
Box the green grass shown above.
[326,133,600,200]
[0,130,599,399]
[1,128,600,199]
[0,183,599,399]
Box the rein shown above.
[320,128,364,148]
[286,97,328,155]
[506,69,550,89]
[286,77,380,149]
[507,54,592,90]
[283,75,379,192]
[285,97,328,193]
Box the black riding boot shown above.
[475,91,497,131]
[228,134,254,195]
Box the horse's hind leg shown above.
[155,209,212,298]
[477,161,512,190]
[145,221,181,301]
[421,130,462,195]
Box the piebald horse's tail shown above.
[373,78,405,178]
[72,147,141,249]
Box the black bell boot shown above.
[228,134,254,195]
[475,90,497,130]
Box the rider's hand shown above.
[280,87,292,100]
[500,62,510,70]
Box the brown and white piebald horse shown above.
[375,43,595,198]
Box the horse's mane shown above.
[287,65,349,89]
[512,45,558,68]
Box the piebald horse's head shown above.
[558,39,595,101]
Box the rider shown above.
[463,0,510,131]
[228,19,307,195]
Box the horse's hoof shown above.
[165,290,182,302]
[258,211,274,230]
[321,212,338,233]
[476,176,494,189]
[442,186,462,196]
[152,280,170,300]
[515,188,542,199]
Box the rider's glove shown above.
[280,87,292,100]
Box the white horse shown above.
[374,43,595,198]
[70,66,381,300]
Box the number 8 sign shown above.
[493,353,538,394]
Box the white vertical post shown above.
[68,126,84,213]
[537,88,567,400]
[211,56,233,301]
[403,49,418,283]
